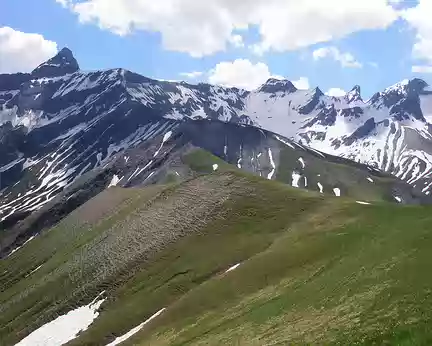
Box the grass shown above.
[275,146,409,202]
[2,149,432,345]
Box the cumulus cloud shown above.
[326,88,347,97]
[313,46,362,68]
[208,59,275,90]
[292,77,310,90]
[57,0,399,57]
[207,59,310,91]
[403,0,432,64]
[412,65,432,73]
[179,71,204,79]
[0,27,58,74]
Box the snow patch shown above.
[14,293,106,346]
[275,135,295,149]
[292,172,301,188]
[106,308,166,346]
[7,235,36,257]
[26,265,43,277]
[212,164,219,171]
[153,131,173,158]
[298,157,305,169]
[267,149,276,180]
[108,175,122,188]
[225,263,241,273]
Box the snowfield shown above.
[14,293,106,346]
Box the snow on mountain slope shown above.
[1,48,432,225]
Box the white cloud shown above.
[229,34,244,48]
[179,71,203,79]
[292,77,310,90]
[313,46,362,68]
[208,59,274,90]
[326,88,347,97]
[0,27,58,74]
[58,0,399,57]
[403,0,432,64]
[412,65,432,73]
[207,59,309,91]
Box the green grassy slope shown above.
[2,150,432,345]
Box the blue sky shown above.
[1,0,431,98]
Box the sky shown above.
[0,0,431,98]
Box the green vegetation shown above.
[276,146,406,202]
[2,149,432,345]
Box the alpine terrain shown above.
[2,48,432,345]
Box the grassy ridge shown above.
[2,150,432,345]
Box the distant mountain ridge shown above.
[1,48,432,226]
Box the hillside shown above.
[1,121,427,258]
[2,151,432,345]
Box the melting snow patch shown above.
[7,235,36,257]
[317,182,324,193]
[212,164,219,171]
[106,308,166,346]
[26,265,43,277]
[267,149,276,180]
[333,188,341,197]
[14,292,106,346]
[275,135,295,149]
[225,263,241,274]
[356,201,371,205]
[108,175,122,188]
[153,131,173,158]
[298,157,305,169]
[292,172,301,188]
[394,196,402,203]
[367,177,374,183]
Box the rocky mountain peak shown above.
[31,47,80,78]
[345,85,362,103]
[258,78,297,94]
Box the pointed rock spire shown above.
[31,47,79,78]
[345,85,362,103]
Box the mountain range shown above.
[4,48,432,346]
[1,48,432,231]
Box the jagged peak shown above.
[345,85,362,103]
[31,47,80,78]
[311,86,324,97]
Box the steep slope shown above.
[2,168,432,345]
[1,49,432,226]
